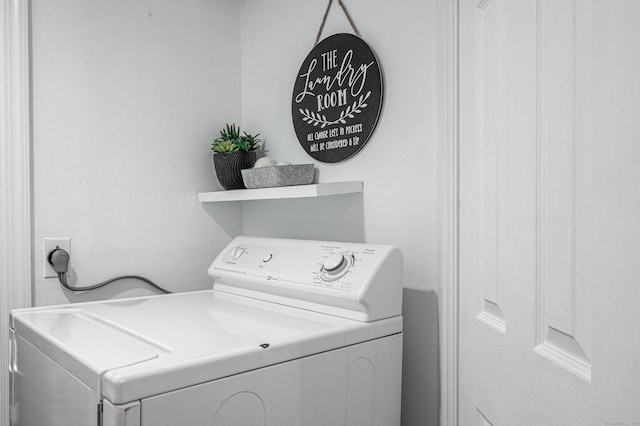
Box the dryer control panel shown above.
[208,236,403,322]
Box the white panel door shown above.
[459,0,640,424]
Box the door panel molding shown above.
[474,0,507,335]
[534,0,593,383]
[535,327,591,382]
[477,299,506,335]
[476,408,494,426]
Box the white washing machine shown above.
[10,236,403,426]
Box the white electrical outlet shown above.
[42,238,71,278]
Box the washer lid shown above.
[11,290,401,404]
[12,310,164,395]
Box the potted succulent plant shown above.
[211,124,261,190]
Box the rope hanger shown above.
[314,0,362,46]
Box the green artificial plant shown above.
[212,123,261,153]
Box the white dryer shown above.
[10,236,403,426]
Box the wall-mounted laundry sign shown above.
[291,33,384,163]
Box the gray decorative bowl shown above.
[241,164,315,189]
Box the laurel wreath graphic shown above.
[299,91,371,128]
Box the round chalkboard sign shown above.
[291,33,383,163]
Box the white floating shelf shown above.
[198,181,363,203]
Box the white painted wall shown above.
[30,0,442,424]
[31,0,243,305]
[239,1,440,425]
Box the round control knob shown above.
[230,247,245,260]
[320,253,353,281]
[323,254,346,272]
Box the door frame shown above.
[0,0,32,424]
[438,0,460,425]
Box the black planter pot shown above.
[213,151,257,190]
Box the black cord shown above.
[56,272,172,294]
[49,247,172,294]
